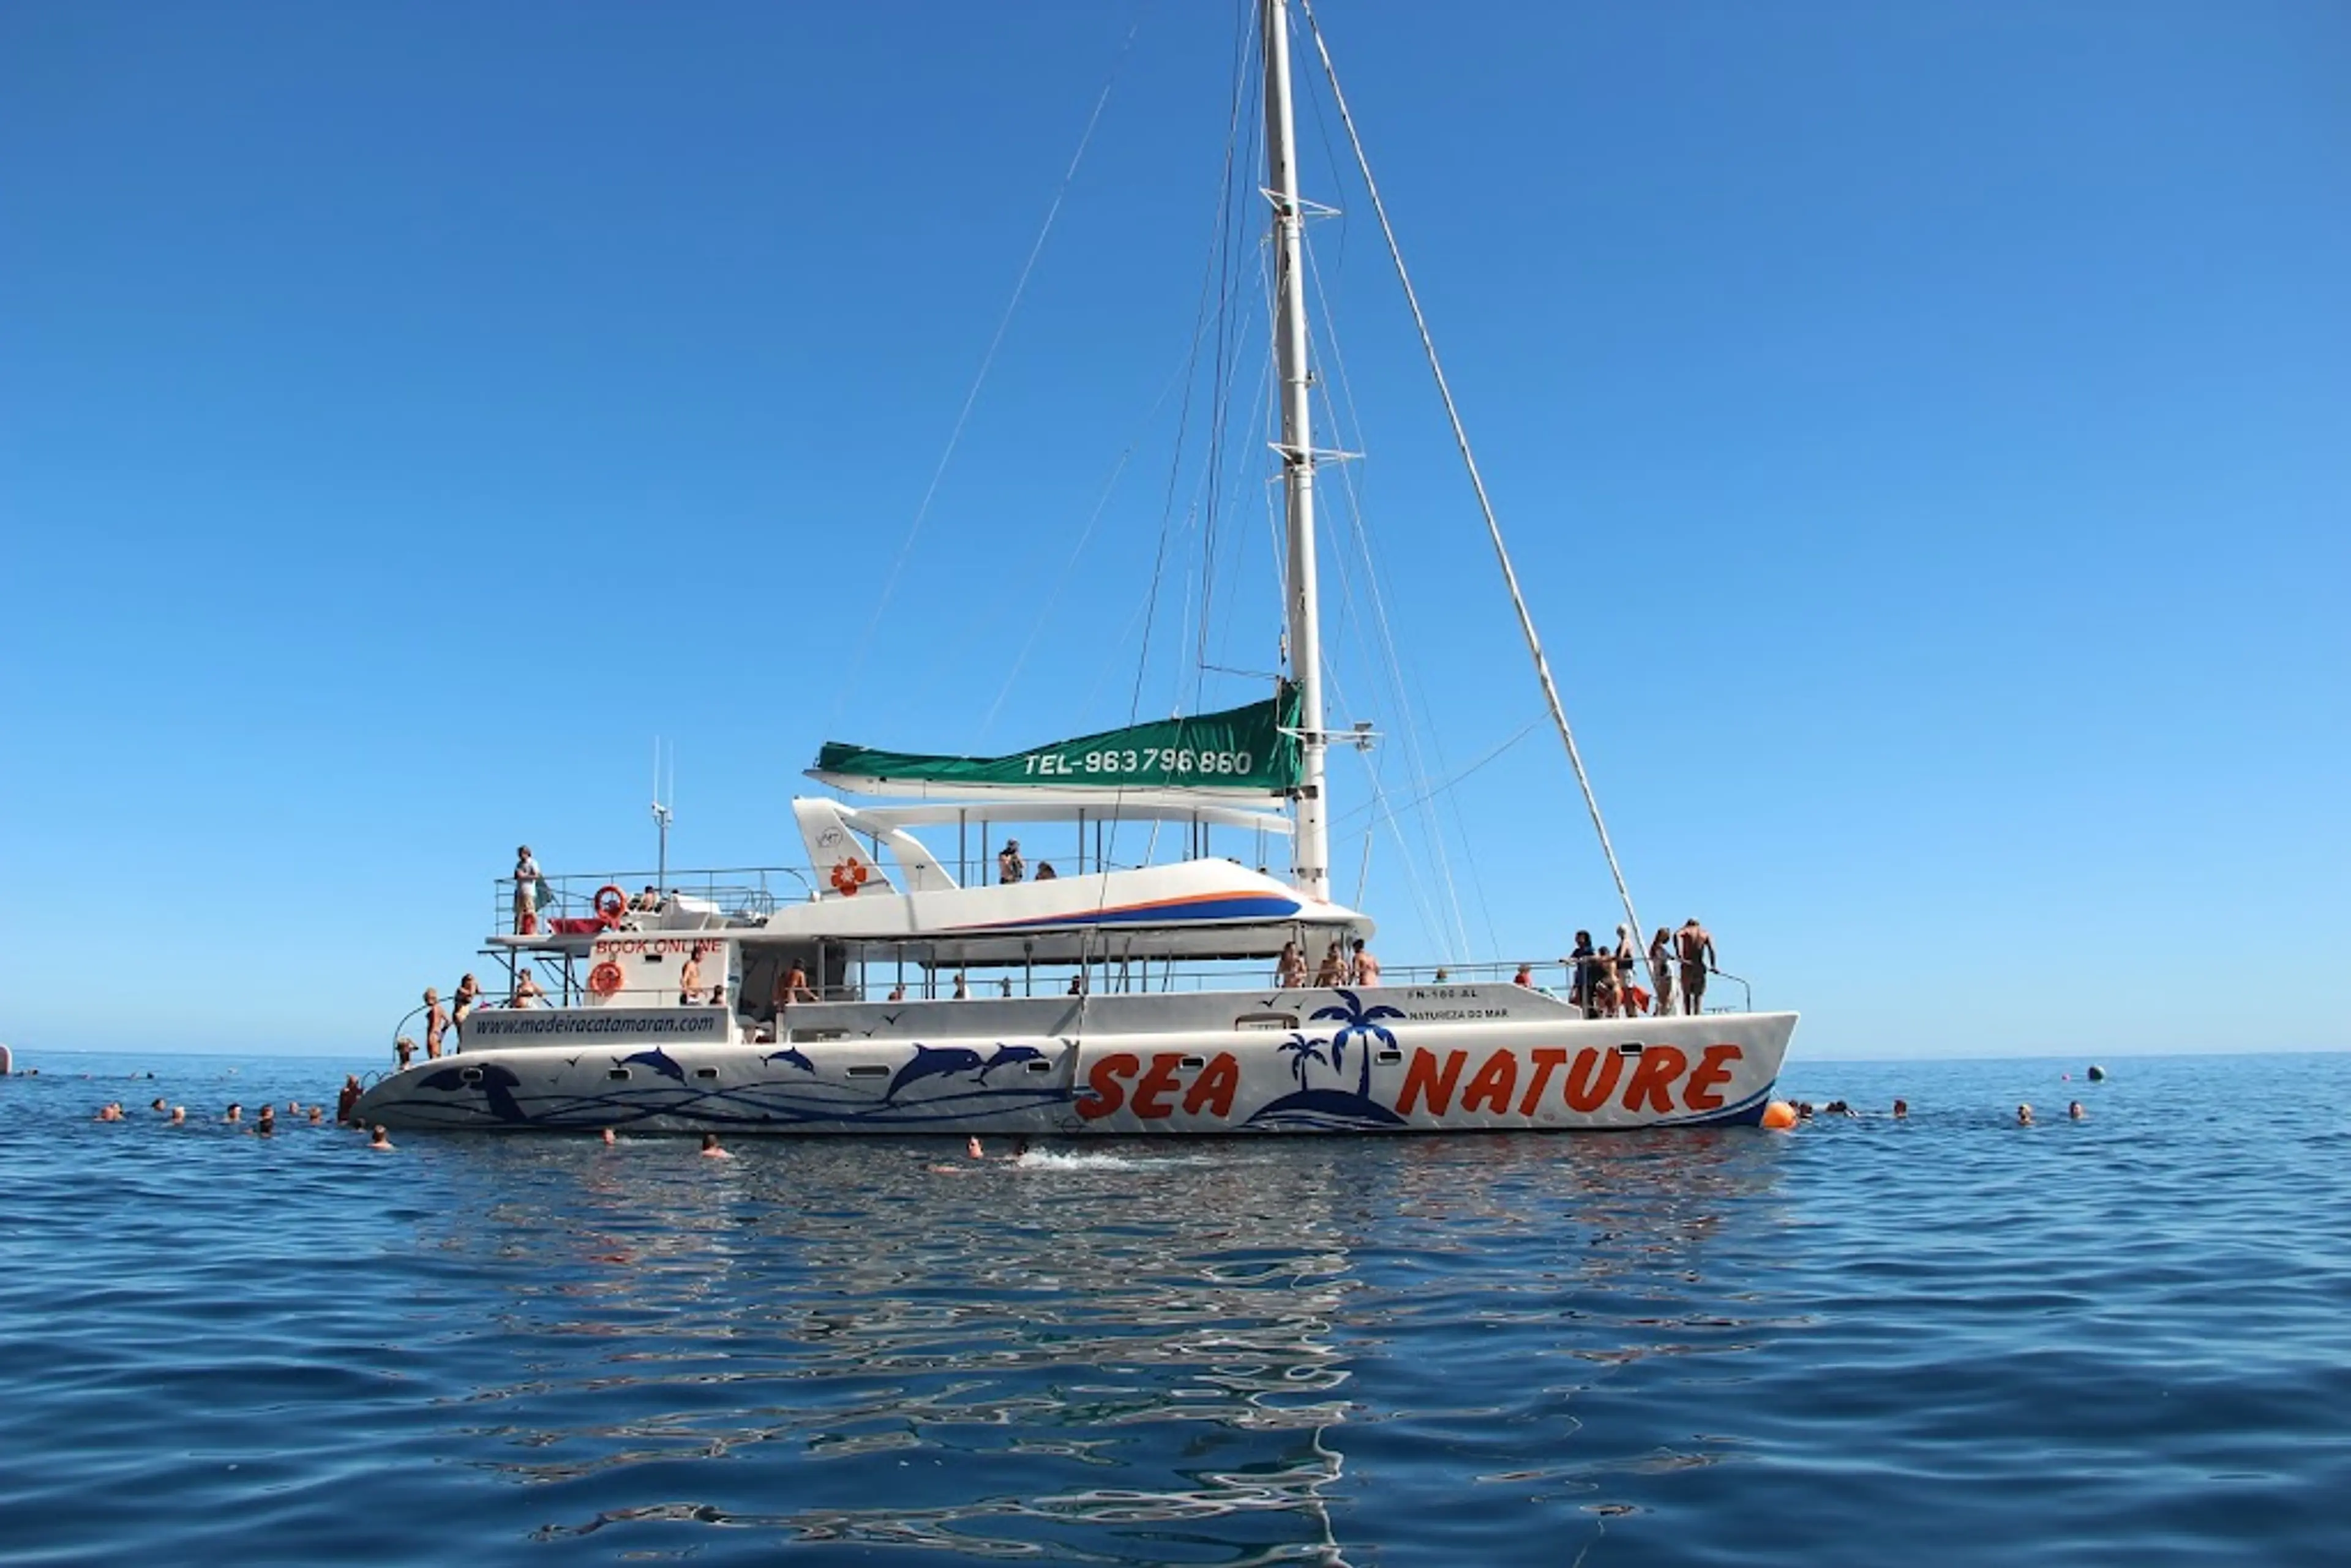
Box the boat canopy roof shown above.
[811,686,1300,801]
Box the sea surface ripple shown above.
[1,1051,2345,1566]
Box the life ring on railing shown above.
[593,885,629,928]
[587,961,624,998]
[830,857,870,896]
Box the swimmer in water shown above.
[699,1133,732,1159]
[2017,1103,2034,1126]
[2068,1101,2086,1120]
[168,1106,186,1125]
[368,1125,394,1150]
[600,1128,617,1147]
[1892,1098,1908,1119]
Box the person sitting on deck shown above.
[632,885,661,912]
[1512,963,1533,988]
[998,840,1025,883]
[1276,942,1308,989]
[1313,942,1348,987]
[1067,972,1088,996]
[1035,861,1057,880]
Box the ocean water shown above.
[1,1049,2344,1567]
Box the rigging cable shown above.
[1297,0,1654,983]
[826,6,1149,733]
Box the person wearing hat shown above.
[997,839,1025,884]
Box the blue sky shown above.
[3,1,2343,1060]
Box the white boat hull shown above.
[355,985,1794,1135]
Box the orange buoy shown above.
[1760,1100,1798,1131]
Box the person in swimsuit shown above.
[395,1035,416,1069]
[514,846,540,934]
[451,973,481,1035]
[1349,939,1381,987]
[699,1133,733,1159]
[1676,919,1714,1014]
[512,971,546,1008]
[678,948,705,1006]
[1648,928,1676,1017]
[1275,942,1308,989]
[422,988,449,1060]
[1565,931,1595,1016]
[781,961,817,1005]
[997,840,1025,884]
[369,1125,395,1151]
[337,1075,362,1124]
[1314,942,1348,987]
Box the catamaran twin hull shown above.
[354,988,1796,1134]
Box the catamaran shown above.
[354,0,1796,1135]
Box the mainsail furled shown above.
[812,686,1302,798]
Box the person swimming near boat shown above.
[600,1128,617,1146]
[2068,1101,2086,1120]
[1277,942,1308,989]
[1892,1098,1908,1119]
[93,1102,123,1123]
[699,1133,732,1159]
[422,988,449,1060]
[306,1106,323,1124]
[2016,1103,2034,1126]
[513,845,541,935]
[225,1102,243,1123]
[254,1105,277,1136]
[337,1075,362,1124]
[368,1125,394,1151]
[997,840,1025,884]
[1676,918,1714,1014]
[169,1105,186,1125]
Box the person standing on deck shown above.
[1648,928,1676,1018]
[1566,931,1596,1016]
[1314,941,1348,987]
[512,970,546,1008]
[1276,942,1308,989]
[451,973,482,1030]
[1349,938,1381,987]
[422,988,449,1060]
[1676,918,1715,1014]
[997,840,1025,884]
[514,846,541,934]
[678,947,705,1006]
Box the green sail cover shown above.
[816,686,1302,795]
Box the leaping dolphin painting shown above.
[763,1047,816,1074]
[885,1044,986,1101]
[620,1048,687,1084]
[977,1045,1047,1081]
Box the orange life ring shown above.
[593,885,629,928]
[588,961,624,998]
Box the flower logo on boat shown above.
[830,857,871,896]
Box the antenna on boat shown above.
[1264,0,1330,903]
[651,738,673,890]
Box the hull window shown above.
[607,1068,631,1081]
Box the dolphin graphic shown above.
[885,1043,986,1101]
[620,1048,687,1084]
[977,1044,1046,1081]
[763,1047,816,1074]
[419,1063,527,1123]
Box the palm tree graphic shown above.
[1310,988,1407,1099]
[1278,1031,1328,1090]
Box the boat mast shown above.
[1262,0,1330,902]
